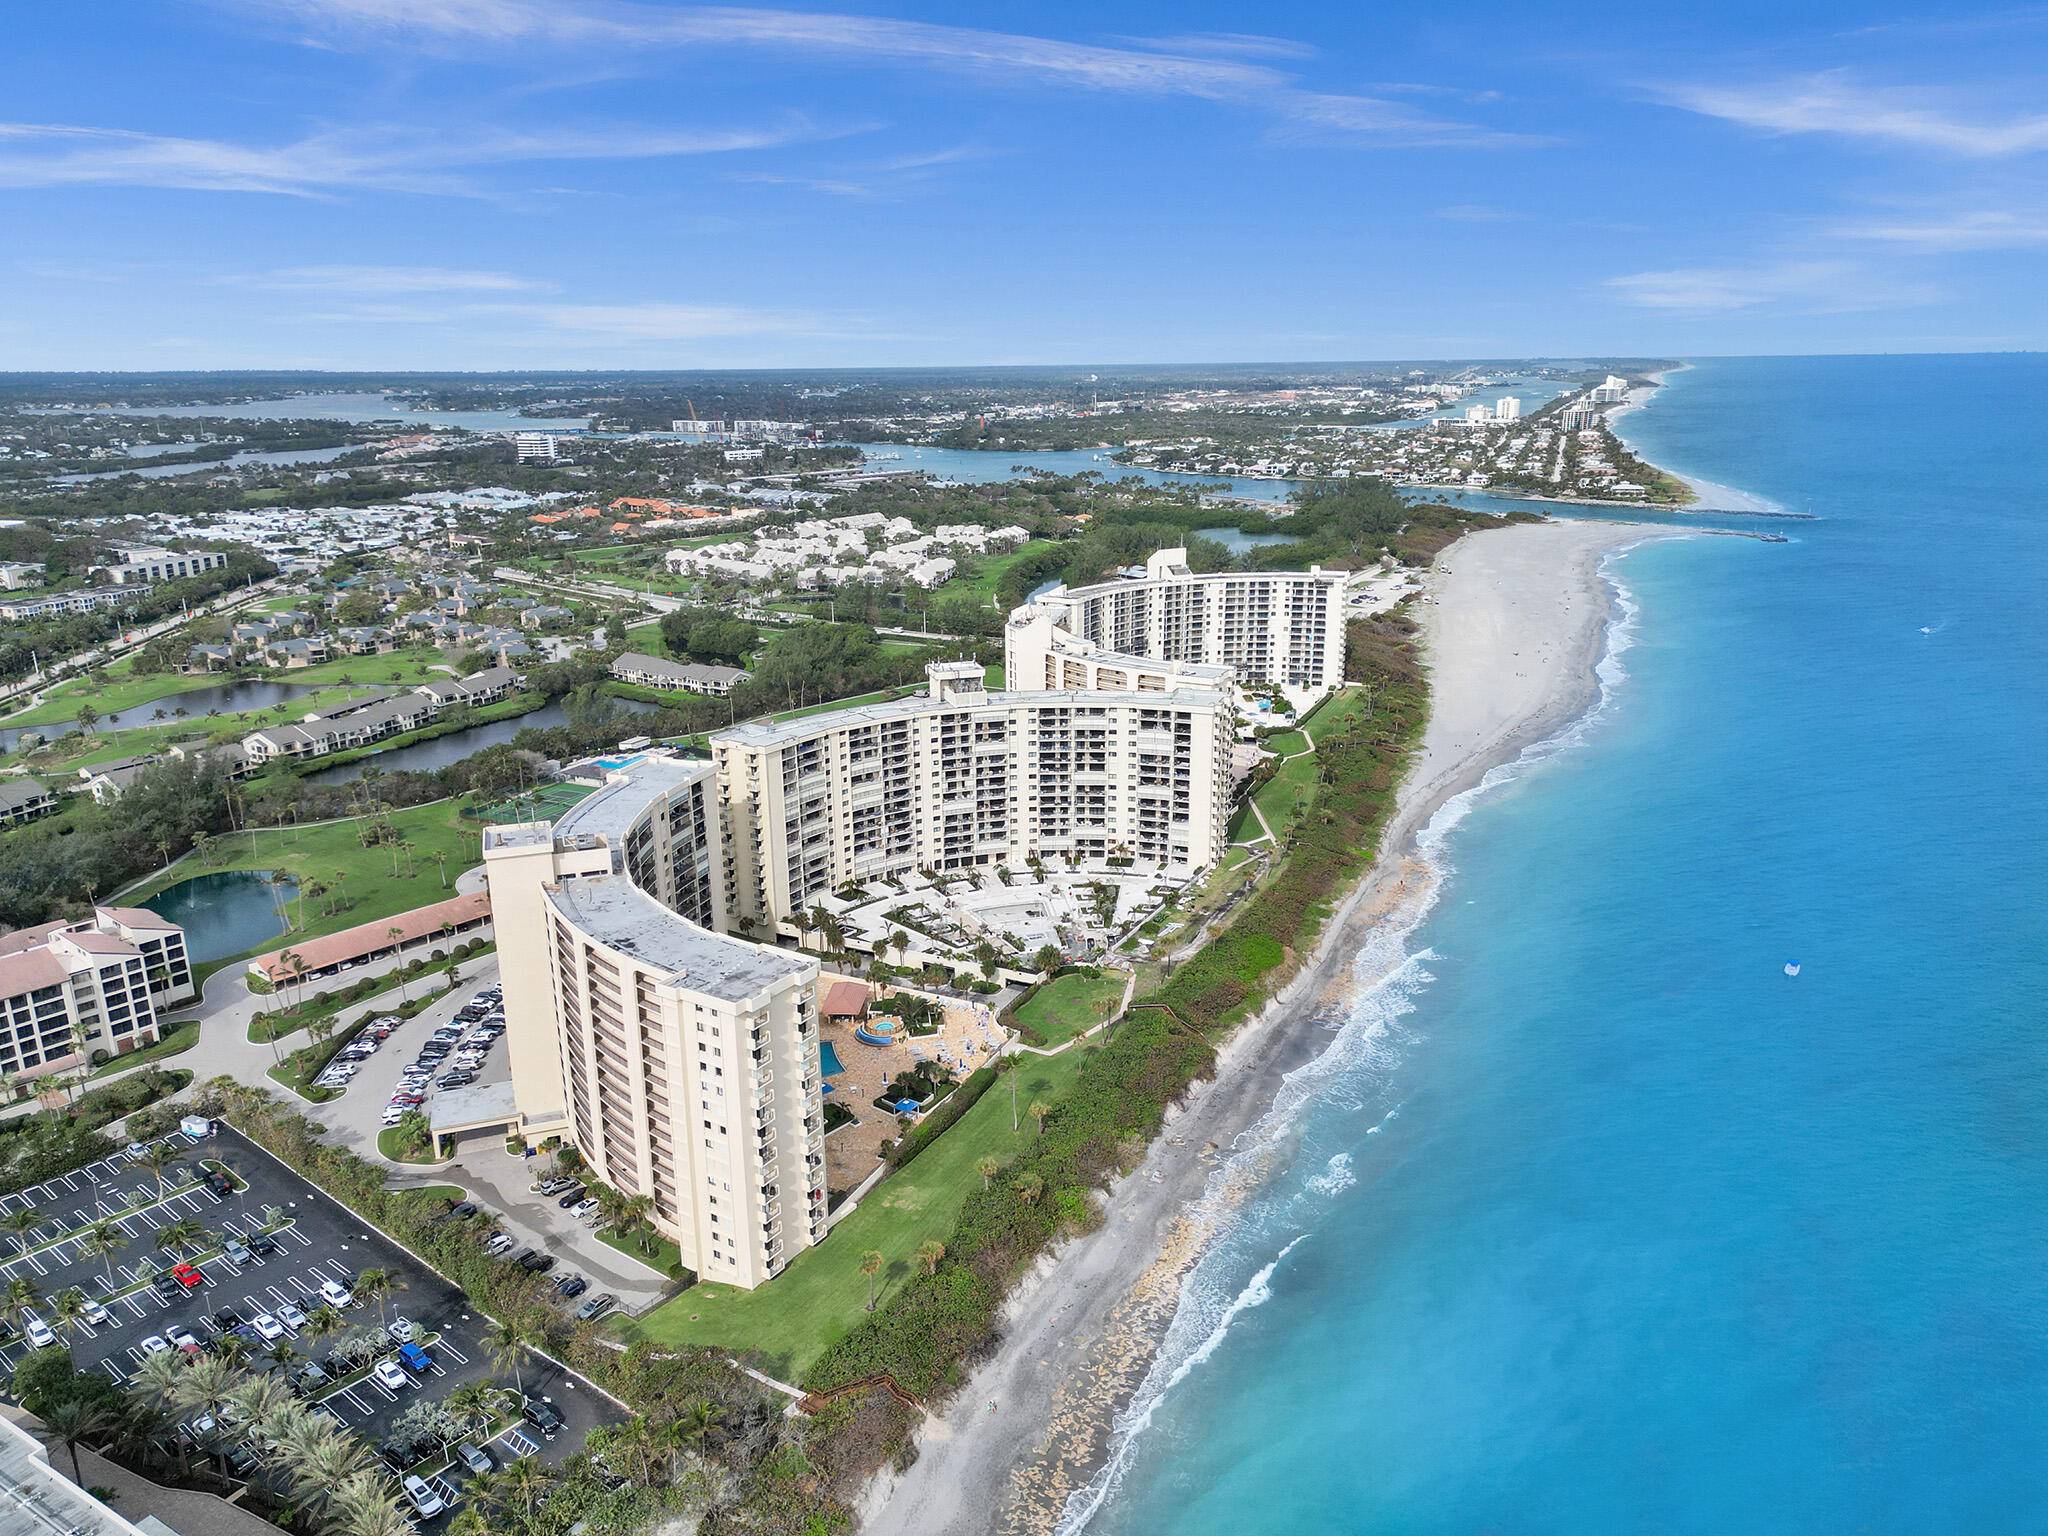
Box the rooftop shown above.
[715,684,1225,750]
[545,875,810,1003]
[551,755,711,849]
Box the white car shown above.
[252,1313,283,1342]
[402,1475,445,1517]
[319,1278,354,1309]
[137,1334,171,1357]
[22,1315,54,1349]
[380,1109,407,1127]
[386,1317,417,1343]
[371,1359,409,1391]
[166,1325,200,1352]
[79,1297,109,1326]
[277,1301,307,1330]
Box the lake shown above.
[52,444,363,484]
[0,679,326,753]
[301,695,663,784]
[1193,526,1297,554]
[142,869,298,965]
[851,443,1303,504]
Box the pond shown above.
[301,695,664,785]
[0,679,326,753]
[1194,526,1299,554]
[141,869,299,965]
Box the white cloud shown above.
[1836,209,2048,250]
[1660,72,2048,157]
[1604,259,1940,313]
[262,0,1540,147]
[0,117,843,196]
[255,264,547,291]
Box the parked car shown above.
[521,1396,565,1437]
[149,1275,182,1303]
[222,1238,253,1266]
[575,1293,617,1321]
[386,1317,417,1343]
[138,1334,171,1357]
[556,1186,587,1209]
[401,1475,445,1518]
[78,1297,109,1326]
[448,1201,479,1220]
[250,1232,283,1257]
[371,1359,409,1391]
[483,1232,516,1256]
[22,1315,54,1349]
[170,1262,205,1289]
[571,1198,601,1221]
[252,1313,284,1342]
[167,1324,201,1354]
[396,1341,432,1374]
[455,1441,493,1476]
[290,1360,330,1395]
[277,1301,308,1330]
[319,1278,354,1309]
[210,1307,243,1330]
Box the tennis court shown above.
[469,783,596,823]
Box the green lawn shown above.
[631,1047,1090,1379]
[1252,750,1320,839]
[130,800,484,982]
[1259,729,1309,757]
[89,1020,199,1078]
[599,1224,685,1279]
[930,539,1060,609]
[1010,970,1124,1046]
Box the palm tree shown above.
[40,1394,112,1486]
[0,1205,43,1260]
[975,1155,1000,1191]
[302,1303,345,1347]
[496,1456,553,1518]
[128,1348,187,1409]
[137,1141,179,1199]
[386,928,407,1002]
[2,1277,42,1332]
[916,1239,946,1276]
[1029,1099,1051,1138]
[330,1470,412,1536]
[859,1249,884,1312]
[353,1267,401,1327]
[275,948,304,1010]
[443,1381,495,1437]
[154,1217,207,1258]
[1013,1173,1045,1206]
[485,1319,528,1396]
[171,1355,246,1454]
[231,1372,297,1446]
[49,1287,90,1343]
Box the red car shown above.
[170,1262,205,1289]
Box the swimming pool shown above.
[594,752,647,772]
[820,1041,846,1077]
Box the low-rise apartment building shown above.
[612,652,750,696]
[0,586,150,622]
[0,777,56,826]
[0,908,193,1082]
[712,662,1231,934]
[101,547,230,585]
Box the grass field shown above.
[1252,750,1320,839]
[130,799,484,972]
[930,539,1060,609]
[632,1045,1090,1378]
[1010,970,1125,1046]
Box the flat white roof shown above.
[715,685,1223,750]
[546,876,810,1003]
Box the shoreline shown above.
[862,517,1678,1535]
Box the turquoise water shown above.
[1072,357,2048,1534]
[821,1041,847,1077]
[850,443,1303,503]
[142,869,298,964]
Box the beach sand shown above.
[861,517,1674,1536]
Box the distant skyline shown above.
[5,2,2047,368]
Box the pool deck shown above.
[817,981,1006,1192]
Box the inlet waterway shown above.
[0,679,327,753]
[301,695,662,784]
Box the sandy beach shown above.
[862,517,1674,1536]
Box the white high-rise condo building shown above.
[1495,396,1522,422]
[1004,547,1349,712]
[483,757,826,1289]
[0,908,193,1082]
[713,662,1231,935]
[513,432,559,463]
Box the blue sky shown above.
[5,1,2047,368]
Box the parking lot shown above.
[0,1122,621,1528]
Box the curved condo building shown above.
[1005,545,1349,709]
[484,757,825,1290]
[712,662,1231,933]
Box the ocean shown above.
[1067,356,2048,1534]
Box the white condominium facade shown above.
[713,662,1231,933]
[1006,546,1349,706]
[0,908,193,1083]
[484,757,825,1289]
